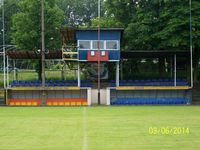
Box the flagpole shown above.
[2,0,6,88]
[97,0,101,104]
[41,0,45,87]
[189,0,193,88]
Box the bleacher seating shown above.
[110,79,188,87]
[11,80,93,87]
[9,99,42,106]
[46,98,87,106]
[111,97,190,105]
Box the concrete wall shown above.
[90,89,109,105]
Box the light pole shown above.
[2,0,6,88]
[41,0,45,87]
[97,0,101,104]
[189,0,193,88]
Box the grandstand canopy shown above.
[6,50,189,60]
[60,27,76,45]
[7,50,61,59]
[121,50,190,59]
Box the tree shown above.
[11,0,64,79]
[105,0,199,51]
[105,0,136,27]
[89,17,123,28]
[11,0,64,50]
[105,0,200,80]
[57,0,104,27]
[0,0,20,45]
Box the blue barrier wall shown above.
[110,89,192,105]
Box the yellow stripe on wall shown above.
[116,86,190,90]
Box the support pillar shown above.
[78,62,81,87]
[106,88,110,105]
[116,61,120,87]
[87,88,91,106]
[170,57,173,78]
[120,61,123,80]
[13,60,16,80]
[6,55,9,87]
[62,61,66,80]
[63,62,66,80]
[174,54,177,86]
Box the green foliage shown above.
[105,0,200,51]
[105,0,200,81]
[90,17,123,28]
[105,0,135,27]
[11,0,64,50]
[57,0,104,27]
[0,0,199,82]
[0,0,20,45]
[55,62,63,70]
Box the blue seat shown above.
[30,80,36,86]
[59,80,66,86]
[12,80,19,87]
[163,79,170,82]
[177,82,188,86]
[24,81,30,86]
[46,80,54,86]
[19,80,26,86]
[110,83,116,87]
[151,79,157,82]
[36,80,42,86]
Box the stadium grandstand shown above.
[0,27,193,106]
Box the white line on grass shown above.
[83,107,88,150]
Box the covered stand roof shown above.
[60,27,76,45]
[7,50,190,60]
[121,50,190,59]
[7,50,62,59]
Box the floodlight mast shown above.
[41,0,45,87]
[189,0,193,88]
[98,0,101,104]
[2,0,6,88]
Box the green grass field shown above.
[0,106,200,150]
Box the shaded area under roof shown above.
[77,28,124,31]
[121,50,190,59]
[7,50,62,60]
[7,50,190,60]
[60,27,76,45]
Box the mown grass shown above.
[0,106,199,150]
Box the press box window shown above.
[91,51,95,56]
[106,41,118,50]
[79,41,90,49]
[92,41,104,50]
[101,51,106,56]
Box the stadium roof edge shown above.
[7,50,190,60]
[121,50,190,59]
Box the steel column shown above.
[97,0,101,104]
[174,54,177,86]
[2,0,6,88]
[41,0,45,87]
[189,0,193,88]
[116,61,120,87]
[78,62,81,87]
